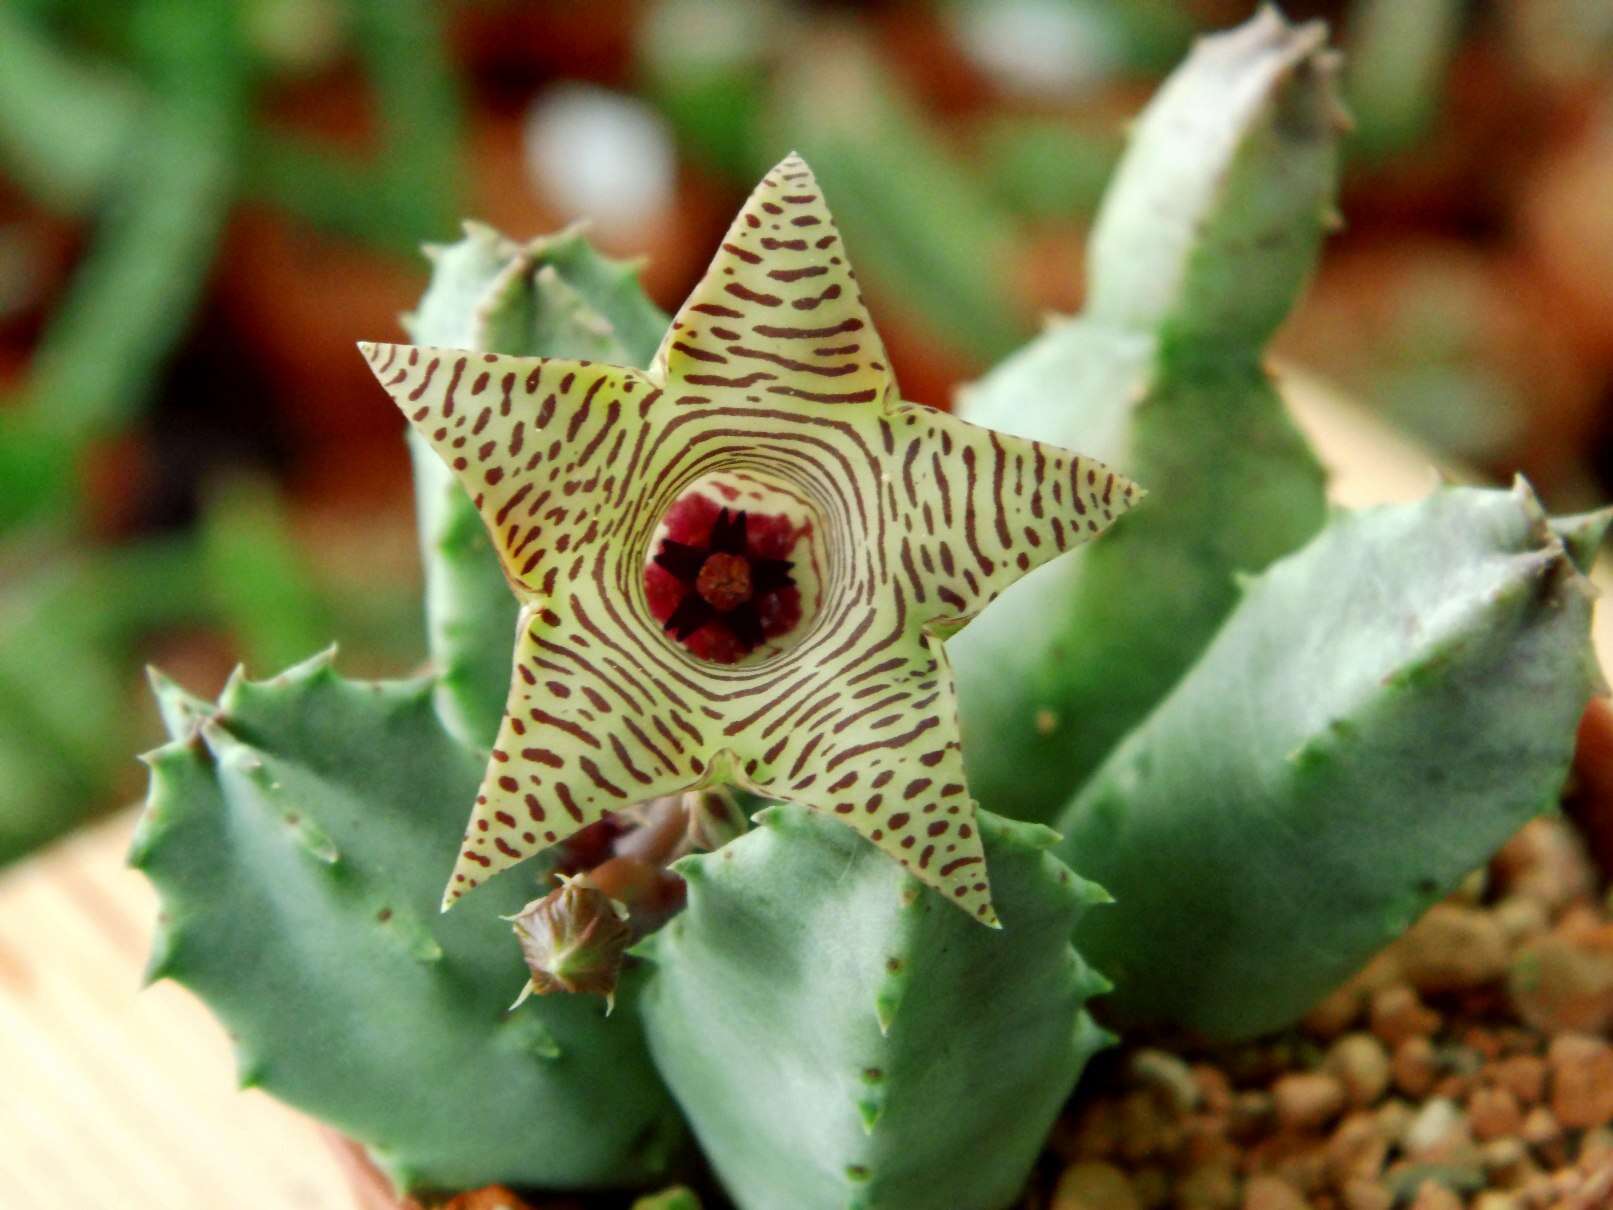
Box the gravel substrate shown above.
[1042,814,1613,1210]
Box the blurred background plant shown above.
[2,0,1610,862]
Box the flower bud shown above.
[508,875,633,1013]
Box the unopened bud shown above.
[508,875,632,1013]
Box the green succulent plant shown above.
[133,11,1604,1210]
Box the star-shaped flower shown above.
[361,154,1141,925]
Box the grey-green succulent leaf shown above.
[1081,9,1347,354]
[1056,482,1603,1040]
[131,652,685,1194]
[402,224,669,747]
[951,9,1339,822]
[638,803,1111,1210]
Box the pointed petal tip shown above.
[766,149,818,186]
[356,340,412,373]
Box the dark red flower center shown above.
[645,501,800,664]
[696,552,753,611]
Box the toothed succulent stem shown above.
[951,9,1339,822]
[133,656,685,1194]
[639,805,1112,1210]
[1056,483,1606,1039]
[1081,10,1348,351]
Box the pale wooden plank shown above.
[0,813,356,1209]
[21,873,293,1198]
